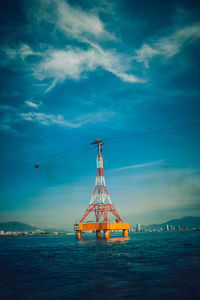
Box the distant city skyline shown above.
[0,0,200,230]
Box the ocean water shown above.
[0,231,200,300]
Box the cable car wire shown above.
[0,143,91,175]
[1,121,199,175]
[104,121,200,142]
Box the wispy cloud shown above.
[33,45,140,91]
[20,112,82,128]
[135,23,200,67]
[3,43,41,60]
[36,0,113,42]
[25,100,42,109]
[19,110,115,128]
[56,0,107,40]
[2,42,140,92]
[0,42,42,74]
[0,0,141,92]
[111,160,163,171]
[135,44,158,68]
[0,104,115,134]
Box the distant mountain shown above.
[162,216,200,228]
[144,216,200,230]
[1,217,199,233]
[42,227,73,233]
[0,222,72,233]
[0,222,39,232]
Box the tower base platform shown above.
[74,222,129,239]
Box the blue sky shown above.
[0,0,200,229]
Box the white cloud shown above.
[35,0,112,42]
[135,23,200,67]
[33,45,140,91]
[135,43,158,68]
[30,0,140,88]
[4,43,41,60]
[0,43,43,75]
[113,72,140,83]
[112,161,163,171]
[35,48,95,81]
[1,1,141,91]
[20,112,79,127]
[56,0,105,39]
[157,23,200,57]
[17,44,36,60]
[2,42,140,91]
[19,110,115,128]
[0,103,115,134]
[25,100,41,109]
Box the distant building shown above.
[0,230,4,235]
[176,225,181,231]
[136,224,141,232]
[165,224,169,231]
[169,225,173,231]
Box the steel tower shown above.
[79,139,122,224]
[74,139,129,239]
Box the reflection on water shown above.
[0,232,200,300]
[78,236,130,244]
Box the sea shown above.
[0,231,200,300]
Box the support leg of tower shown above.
[104,229,109,239]
[96,230,101,238]
[123,229,128,238]
[76,230,82,239]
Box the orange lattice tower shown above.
[74,139,129,239]
[79,139,122,224]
